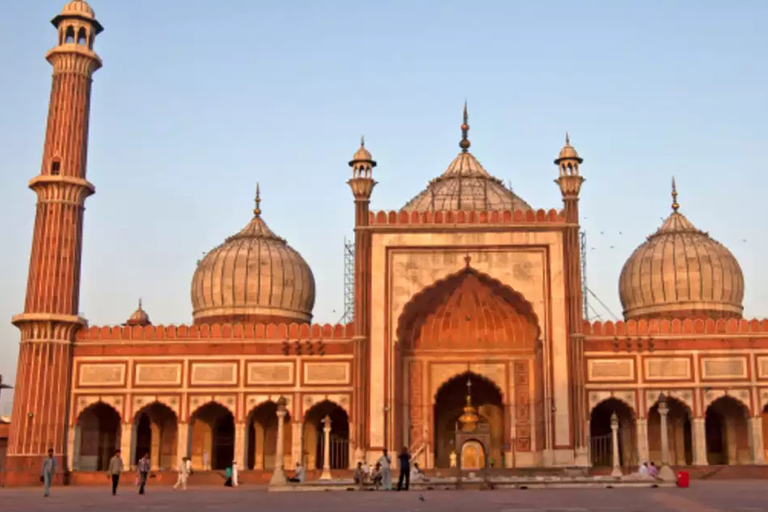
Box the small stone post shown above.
[610,412,623,477]
[269,397,288,486]
[320,415,332,480]
[657,394,676,481]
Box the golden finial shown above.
[459,100,471,152]
[565,131,570,146]
[360,135,365,148]
[671,177,679,213]
[254,183,262,217]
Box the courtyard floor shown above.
[1,481,768,512]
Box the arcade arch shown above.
[75,402,121,471]
[589,398,636,468]
[189,402,234,470]
[647,397,692,466]
[133,402,178,470]
[246,401,292,470]
[433,372,504,469]
[303,400,349,470]
[705,396,749,465]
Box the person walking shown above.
[137,452,150,495]
[40,448,56,497]
[202,450,210,471]
[397,446,411,491]
[231,460,239,487]
[107,449,124,496]
[378,449,392,490]
[173,457,190,490]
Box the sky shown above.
[0,0,766,415]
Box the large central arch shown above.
[396,264,543,468]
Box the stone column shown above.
[176,423,190,469]
[749,417,766,465]
[235,422,247,469]
[657,395,676,481]
[120,423,135,469]
[291,422,303,469]
[67,425,78,472]
[269,397,288,485]
[320,415,332,480]
[635,418,649,464]
[150,422,161,470]
[610,413,622,477]
[692,417,708,466]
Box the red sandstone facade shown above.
[4,0,767,486]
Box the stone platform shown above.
[269,474,674,492]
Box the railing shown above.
[317,435,349,469]
[589,429,638,469]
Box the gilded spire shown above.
[565,131,570,146]
[138,297,143,310]
[360,135,365,148]
[671,177,679,213]
[459,100,471,152]
[254,183,262,217]
[458,377,480,431]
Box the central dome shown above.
[401,104,531,212]
[191,186,315,325]
[619,181,744,321]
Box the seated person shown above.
[648,462,659,479]
[410,462,428,482]
[353,462,364,487]
[637,461,649,478]
[371,462,383,490]
[288,462,306,483]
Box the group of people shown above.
[637,461,661,479]
[351,447,428,491]
[39,448,238,497]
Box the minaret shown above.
[553,133,588,465]
[347,137,377,459]
[6,0,103,485]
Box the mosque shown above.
[4,0,768,486]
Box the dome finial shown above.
[565,131,570,146]
[671,177,679,213]
[459,100,471,152]
[138,297,143,309]
[254,183,262,217]
[360,135,365,148]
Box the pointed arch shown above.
[397,266,541,352]
[705,395,751,465]
[75,402,121,471]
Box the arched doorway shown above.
[189,402,235,470]
[589,398,636,468]
[76,402,121,471]
[647,398,692,465]
[303,401,349,470]
[246,401,292,470]
[133,402,178,469]
[706,396,749,465]
[397,266,541,468]
[433,372,504,469]
[762,404,768,463]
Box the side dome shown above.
[191,185,316,325]
[401,103,531,212]
[619,181,744,320]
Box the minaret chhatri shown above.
[347,137,377,458]
[554,133,588,465]
[7,0,103,485]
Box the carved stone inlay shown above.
[78,363,125,387]
[645,358,690,381]
[409,361,424,448]
[757,357,768,380]
[190,362,238,385]
[303,362,349,385]
[248,362,293,385]
[702,357,747,380]
[514,360,531,452]
[135,363,181,386]
[587,359,634,382]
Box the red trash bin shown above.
[676,471,690,488]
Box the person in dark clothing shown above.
[397,447,410,491]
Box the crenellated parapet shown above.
[75,321,355,342]
[367,208,565,227]
[584,317,768,337]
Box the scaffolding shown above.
[580,230,589,321]
[340,237,355,324]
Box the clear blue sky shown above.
[1,0,766,415]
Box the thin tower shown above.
[6,0,103,485]
[580,230,589,321]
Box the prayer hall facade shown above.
[4,0,768,486]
